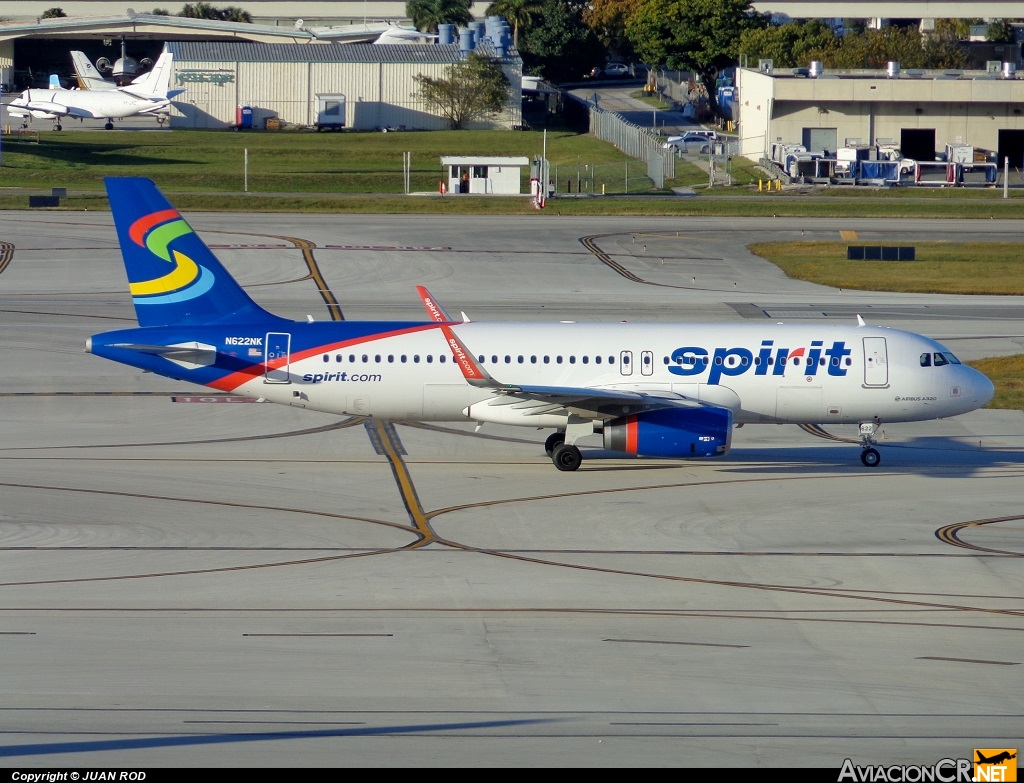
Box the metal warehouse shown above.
[166,39,523,131]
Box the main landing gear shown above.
[545,417,594,472]
[104,121,114,130]
[546,430,582,472]
[859,421,881,467]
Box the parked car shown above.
[587,62,631,79]
[662,130,718,153]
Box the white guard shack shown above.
[442,156,529,194]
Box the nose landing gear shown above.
[859,420,881,467]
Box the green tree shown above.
[923,26,967,69]
[583,0,644,61]
[986,19,1016,44]
[519,0,603,82]
[934,18,979,40]
[413,50,511,129]
[406,0,473,34]
[739,19,838,68]
[151,7,171,13]
[626,0,767,116]
[41,7,67,17]
[485,0,542,49]
[219,6,252,22]
[179,2,220,17]
[178,3,251,21]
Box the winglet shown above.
[440,324,495,388]
[415,285,455,323]
[856,315,866,326]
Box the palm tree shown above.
[406,0,473,34]
[485,0,542,49]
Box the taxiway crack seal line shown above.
[0,242,14,276]
[267,234,344,321]
[366,420,435,547]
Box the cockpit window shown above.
[920,353,931,367]
[931,352,962,366]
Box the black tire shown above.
[544,431,565,457]
[104,122,114,130]
[861,448,881,467]
[552,443,582,472]
[53,124,62,131]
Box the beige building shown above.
[737,62,1024,168]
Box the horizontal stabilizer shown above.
[109,341,216,368]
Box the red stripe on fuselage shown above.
[129,209,180,247]
[207,323,444,392]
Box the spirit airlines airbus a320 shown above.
[88,178,995,472]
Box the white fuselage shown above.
[8,88,168,120]
[229,321,992,427]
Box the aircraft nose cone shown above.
[974,369,995,407]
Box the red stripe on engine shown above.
[625,415,638,454]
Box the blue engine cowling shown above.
[603,407,732,458]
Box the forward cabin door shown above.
[863,337,888,387]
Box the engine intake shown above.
[604,407,732,458]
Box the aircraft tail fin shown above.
[105,177,277,328]
[123,51,173,98]
[70,51,116,91]
[48,74,61,90]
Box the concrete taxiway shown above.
[0,210,1022,768]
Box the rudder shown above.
[105,176,275,327]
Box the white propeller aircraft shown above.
[8,51,180,130]
[88,178,996,472]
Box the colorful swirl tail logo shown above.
[128,209,214,306]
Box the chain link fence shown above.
[563,92,674,190]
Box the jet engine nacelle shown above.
[604,407,732,458]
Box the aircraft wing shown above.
[25,102,73,117]
[483,383,699,420]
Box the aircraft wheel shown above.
[104,122,114,130]
[544,431,565,457]
[552,443,582,472]
[860,448,881,468]
[53,124,62,131]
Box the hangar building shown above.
[166,39,522,130]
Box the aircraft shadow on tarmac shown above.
[0,717,561,759]
[9,141,188,167]
[574,437,1024,478]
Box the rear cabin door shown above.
[863,337,888,387]
[264,332,291,383]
